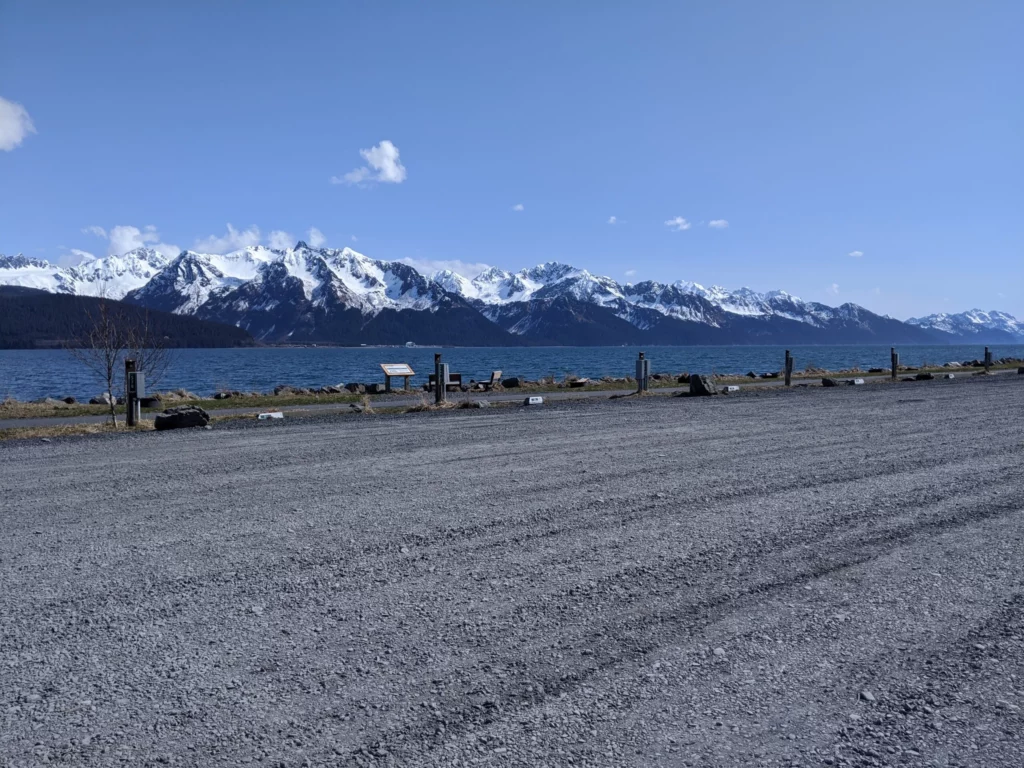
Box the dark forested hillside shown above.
[0,286,255,349]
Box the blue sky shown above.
[1,1,1021,319]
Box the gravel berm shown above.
[2,376,1023,767]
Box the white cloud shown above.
[193,224,261,254]
[82,224,181,259]
[512,203,524,212]
[828,283,840,295]
[401,257,493,280]
[664,216,692,231]
[308,227,326,248]
[624,269,636,277]
[268,230,294,250]
[708,219,729,229]
[608,216,617,224]
[848,250,864,258]
[331,139,407,185]
[873,287,882,296]
[351,235,358,242]
[0,96,36,151]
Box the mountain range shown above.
[1,246,1021,346]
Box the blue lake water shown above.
[1,344,1021,401]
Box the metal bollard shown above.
[434,353,446,404]
[891,348,899,381]
[635,352,650,393]
[784,350,793,387]
[984,346,992,373]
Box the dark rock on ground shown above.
[345,383,366,394]
[88,392,114,405]
[213,392,232,400]
[139,397,162,409]
[154,405,211,431]
[690,375,718,396]
[821,378,839,387]
[916,372,935,381]
[62,396,77,404]
[502,377,522,388]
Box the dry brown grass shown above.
[0,420,156,442]
[405,393,457,413]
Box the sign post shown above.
[891,348,899,381]
[125,359,144,427]
[784,350,793,387]
[434,353,447,404]
[635,351,650,393]
[380,363,415,393]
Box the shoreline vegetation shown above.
[1,358,1021,441]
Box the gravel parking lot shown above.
[2,376,1023,767]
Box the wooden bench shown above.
[428,372,464,392]
[481,370,502,391]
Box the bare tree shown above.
[65,292,175,428]
[65,297,130,427]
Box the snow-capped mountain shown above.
[907,310,1024,342]
[0,249,167,299]
[1,247,1019,345]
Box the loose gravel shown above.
[1,375,1022,767]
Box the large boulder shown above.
[501,377,522,388]
[915,372,935,381]
[345,383,366,394]
[364,383,382,395]
[821,378,839,388]
[689,375,718,396]
[154,405,210,431]
[1018,367,1024,375]
[62,396,77,405]
[89,392,115,405]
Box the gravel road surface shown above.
[2,375,1023,767]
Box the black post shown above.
[784,350,793,387]
[891,348,899,381]
[125,358,137,427]
[434,353,442,404]
[984,346,992,373]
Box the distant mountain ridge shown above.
[1,246,1021,346]
[0,286,254,349]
